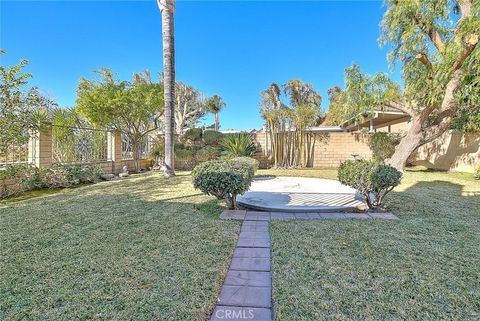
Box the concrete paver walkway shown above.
[210,210,398,321]
[210,215,273,321]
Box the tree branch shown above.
[408,0,445,52]
[458,0,473,21]
[451,34,479,73]
[415,52,433,71]
[386,101,415,117]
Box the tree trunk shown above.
[159,0,176,177]
[388,119,423,171]
[132,136,141,173]
[214,112,219,131]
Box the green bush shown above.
[175,146,195,169]
[338,159,402,210]
[196,146,219,162]
[474,165,480,180]
[1,164,42,198]
[41,164,103,188]
[221,133,256,157]
[192,159,256,209]
[232,157,260,172]
[367,132,403,161]
[203,130,223,146]
[184,128,203,142]
[1,163,104,198]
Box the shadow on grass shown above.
[386,178,479,218]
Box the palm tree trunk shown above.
[214,112,219,131]
[158,0,176,177]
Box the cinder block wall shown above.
[253,130,479,172]
[252,131,372,168]
[311,132,372,167]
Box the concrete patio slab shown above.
[237,177,367,213]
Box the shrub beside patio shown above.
[269,168,480,321]
[0,172,240,320]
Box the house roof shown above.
[340,107,410,131]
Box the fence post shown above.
[108,129,123,174]
[28,123,53,167]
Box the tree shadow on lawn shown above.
[385,179,479,220]
[271,177,480,321]
[0,172,240,321]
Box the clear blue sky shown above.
[1,0,399,130]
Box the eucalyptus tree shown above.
[174,83,207,135]
[76,69,164,172]
[205,94,226,131]
[157,0,176,176]
[328,0,479,171]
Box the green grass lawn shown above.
[266,168,480,321]
[0,172,240,321]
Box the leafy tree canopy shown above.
[76,69,164,171]
[76,69,164,132]
[0,55,54,149]
[326,64,401,125]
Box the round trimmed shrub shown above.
[192,159,256,209]
[196,146,219,162]
[203,130,223,146]
[232,157,260,172]
[338,159,402,210]
[184,128,203,142]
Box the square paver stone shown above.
[245,212,271,221]
[239,231,270,239]
[319,213,346,219]
[241,222,269,232]
[230,257,271,271]
[224,270,271,287]
[233,247,270,258]
[218,285,271,308]
[295,213,321,219]
[210,306,272,321]
[270,212,296,220]
[237,238,271,248]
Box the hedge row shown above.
[0,163,103,198]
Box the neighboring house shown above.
[339,107,410,133]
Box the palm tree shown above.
[157,0,175,176]
[206,95,226,131]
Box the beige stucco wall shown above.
[410,130,480,173]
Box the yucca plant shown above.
[220,133,256,157]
